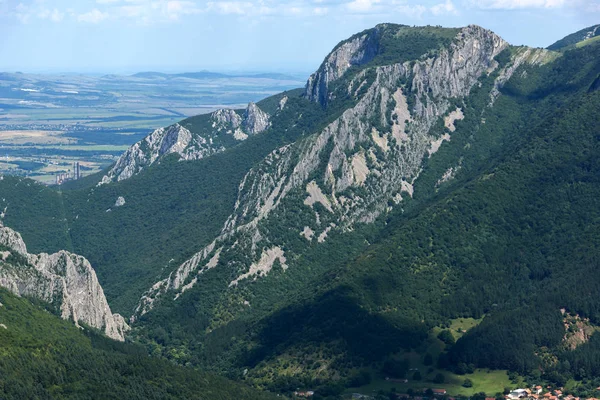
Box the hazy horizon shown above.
[0,68,313,76]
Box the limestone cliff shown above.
[100,102,270,184]
[0,223,129,341]
[134,24,557,318]
[135,25,509,315]
[305,27,380,105]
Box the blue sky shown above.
[0,0,598,74]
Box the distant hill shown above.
[131,70,300,80]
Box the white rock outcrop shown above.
[114,196,126,207]
[101,103,271,184]
[0,224,129,341]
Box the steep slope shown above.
[134,24,512,315]
[0,223,128,341]
[2,23,600,397]
[130,26,600,392]
[0,287,275,399]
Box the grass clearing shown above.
[576,35,600,48]
[348,369,514,397]
[431,317,484,342]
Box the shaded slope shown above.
[0,288,275,399]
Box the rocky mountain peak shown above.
[100,102,270,184]
[305,27,380,105]
[135,24,514,317]
[243,102,271,134]
[304,24,506,108]
[0,223,28,255]
[212,108,243,129]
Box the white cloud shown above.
[165,1,201,19]
[77,8,109,23]
[587,1,600,11]
[313,6,328,15]
[346,0,381,12]
[431,0,457,15]
[206,1,252,15]
[471,0,566,8]
[6,0,466,24]
[38,8,64,22]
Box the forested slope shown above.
[0,288,274,399]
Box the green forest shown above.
[0,288,273,399]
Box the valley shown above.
[0,20,599,400]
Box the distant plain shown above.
[0,71,305,183]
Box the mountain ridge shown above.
[133,24,519,318]
[548,24,600,51]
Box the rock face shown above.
[0,224,129,341]
[135,25,523,316]
[243,103,271,134]
[100,102,270,184]
[134,25,561,322]
[114,196,126,207]
[305,27,380,105]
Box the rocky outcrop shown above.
[135,25,516,317]
[243,103,270,134]
[305,27,380,105]
[0,224,129,341]
[212,108,243,129]
[101,103,270,184]
[100,124,198,184]
[114,196,126,207]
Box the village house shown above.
[536,387,544,395]
[294,390,314,398]
[509,389,529,400]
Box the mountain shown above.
[1,22,600,398]
[134,24,513,315]
[548,24,600,51]
[100,102,272,184]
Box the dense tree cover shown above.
[337,42,600,378]
[0,288,274,399]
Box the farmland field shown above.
[0,71,306,184]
